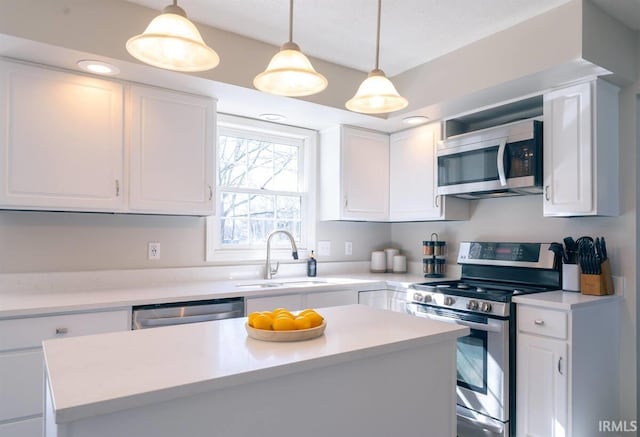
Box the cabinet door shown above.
[306,290,358,308]
[0,60,124,211]
[543,82,593,216]
[0,350,43,421]
[341,127,389,220]
[517,333,568,437]
[128,86,215,215]
[358,290,389,310]
[0,417,42,437]
[245,294,305,313]
[389,124,441,221]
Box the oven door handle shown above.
[417,311,505,333]
[457,407,505,434]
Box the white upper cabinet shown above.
[128,85,215,215]
[0,60,125,211]
[543,79,619,217]
[389,123,468,221]
[320,126,389,221]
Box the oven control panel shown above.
[457,241,555,269]
[408,289,507,317]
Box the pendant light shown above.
[253,0,327,97]
[126,1,219,72]
[346,0,408,114]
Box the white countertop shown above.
[0,269,431,318]
[513,290,621,310]
[43,304,468,423]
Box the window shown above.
[206,114,316,262]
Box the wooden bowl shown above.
[245,321,326,342]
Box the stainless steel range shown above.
[407,241,560,437]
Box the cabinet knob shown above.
[534,319,545,326]
[208,185,213,201]
[544,185,550,201]
[115,179,120,197]
[557,356,563,375]
[55,327,68,335]
[434,195,440,208]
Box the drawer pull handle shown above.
[55,327,68,335]
[558,357,563,375]
[534,319,545,326]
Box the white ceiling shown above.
[126,0,579,76]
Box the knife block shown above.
[580,259,614,295]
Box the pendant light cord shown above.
[375,0,381,70]
[288,0,294,43]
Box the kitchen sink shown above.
[235,283,283,289]
[234,279,330,289]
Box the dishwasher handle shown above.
[139,310,243,327]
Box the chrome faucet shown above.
[265,230,299,279]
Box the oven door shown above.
[406,303,509,423]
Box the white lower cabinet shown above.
[0,309,130,437]
[516,298,619,437]
[358,289,406,312]
[245,289,358,314]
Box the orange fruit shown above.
[293,316,312,330]
[271,308,294,319]
[273,317,296,331]
[252,313,273,330]
[247,311,262,327]
[303,311,324,328]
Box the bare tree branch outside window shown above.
[218,132,302,246]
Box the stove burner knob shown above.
[481,302,492,313]
[467,300,479,311]
[413,292,421,302]
[423,294,432,303]
[444,296,455,306]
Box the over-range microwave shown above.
[437,119,543,199]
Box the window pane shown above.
[221,192,249,218]
[249,195,275,219]
[218,136,247,187]
[251,220,274,244]
[269,144,299,191]
[221,218,248,245]
[276,196,301,220]
[247,140,274,189]
[276,221,301,240]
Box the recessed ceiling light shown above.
[258,113,286,122]
[77,60,120,76]
[402,115,430,125]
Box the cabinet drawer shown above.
[518,306,567,339]
[0,350,43,421]
[0,416,42,437]
[0,309,130,351]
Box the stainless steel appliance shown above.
[407,242,560,437]
[437,119,543,199]
[132,297,244,329]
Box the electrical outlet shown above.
[317,240,331,257]
[148,242,161,260]
[345,241,353,256]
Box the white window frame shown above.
[206,114,317,263]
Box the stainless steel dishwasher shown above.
[132,297,244,329]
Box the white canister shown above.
[384,248,399,272]
[371,251,387,273]
[392,255,407,273]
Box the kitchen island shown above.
[43,305,468,437]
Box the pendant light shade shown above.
[126,2,219,72]
[254,0,327,97]
[346,0,408,114]
[346,69,407,114]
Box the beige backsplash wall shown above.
[0,211,390,273]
